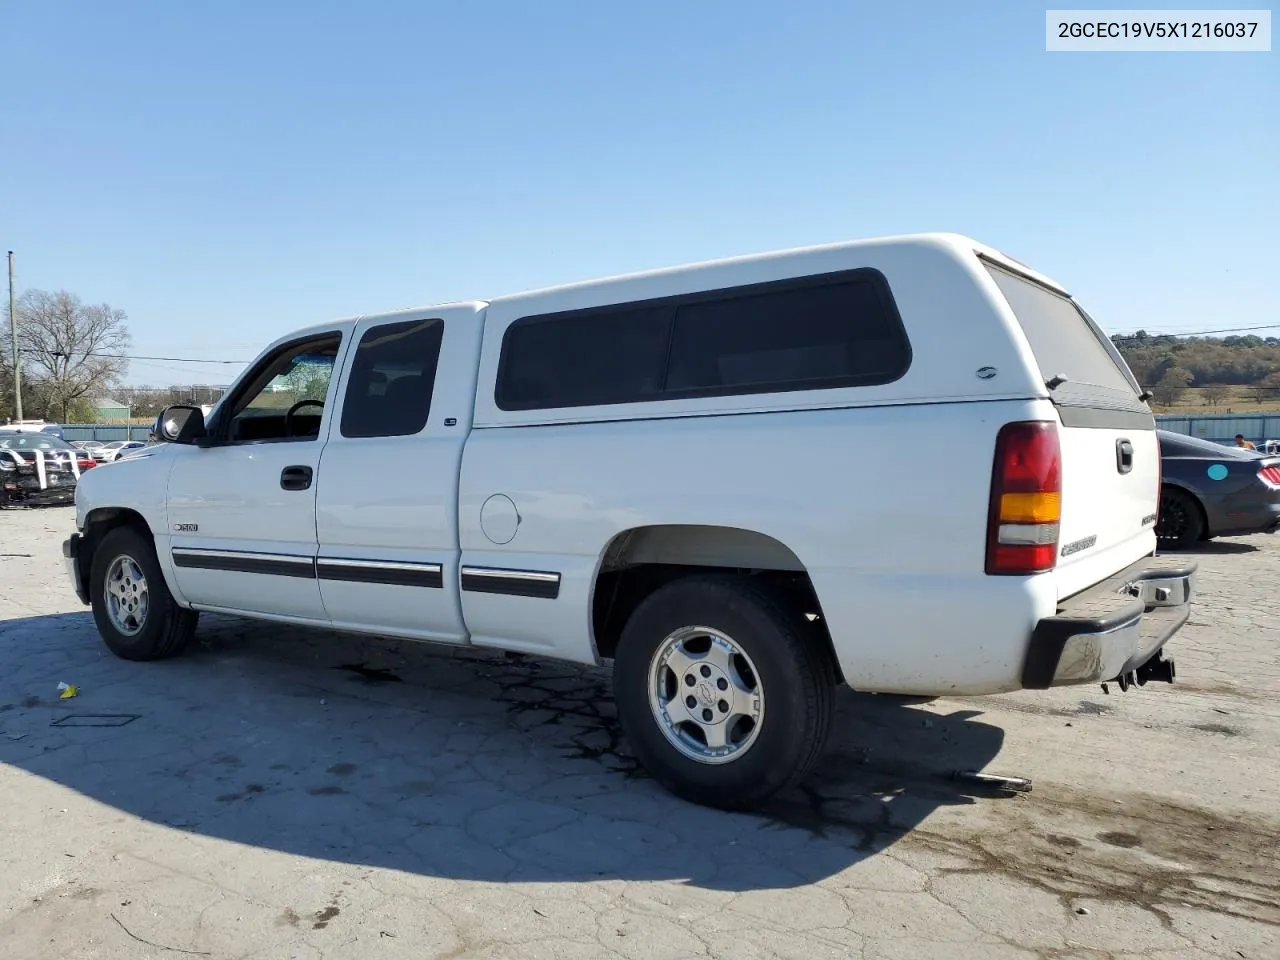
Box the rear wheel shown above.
[90,526,198,660]
[612,574,835,810]
[1156,486,1205,549]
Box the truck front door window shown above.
[224,338,341,443]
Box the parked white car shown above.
[65,233,1195,809]
[92,440,147,463]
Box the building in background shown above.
[90,397,130,420]
[1157,413,1280,447]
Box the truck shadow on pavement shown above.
[1167,542,1264,555]
[1173,540,1260,554]
[1,611,1007,892]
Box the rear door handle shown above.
[1116,439,1134,475]
[280,465,313,491]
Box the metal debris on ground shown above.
[951,770,1033,793]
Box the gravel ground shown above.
[1,504,1277,960]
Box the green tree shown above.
[282,360,331,403]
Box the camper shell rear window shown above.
[983,259,1142,402]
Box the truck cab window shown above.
[223,335,342,443]
[340,319,444,439]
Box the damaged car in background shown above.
[0,433,96,507]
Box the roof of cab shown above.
[273,302,492,344]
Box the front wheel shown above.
[89,526,198,661]
[612,575,835,810]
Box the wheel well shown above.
[1161,483,1210,538]
[79,508,153,581]
[590,525,844,682]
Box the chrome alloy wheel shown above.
[647,625,764,764]
[104,554,149,636]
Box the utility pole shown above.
[7,251,20,421]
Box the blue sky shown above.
[2,2,1276,386]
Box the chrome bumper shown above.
[1023,557,1197,689]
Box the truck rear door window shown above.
[340,319,444,438]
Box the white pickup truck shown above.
[65,233,1195,809]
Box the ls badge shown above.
[173,523,199,533]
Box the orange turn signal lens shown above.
[999,491,1061,524]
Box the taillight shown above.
[986,421,1062,575]
[1260,465,1280,487]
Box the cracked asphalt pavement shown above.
[2,507,1278,959]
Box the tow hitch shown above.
[1135,652,1176,685]
[1103,651,1176,693]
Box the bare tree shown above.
[1257,371,1280,404]
[1,308,14,421]
[1202,382,1229,408]
[0,352,12,422]
[15,289,130,422]
[1249,372,1280,405]
[114,386,168,419]
[1151,367,1193,408]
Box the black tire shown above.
[612,574,835,810]
[89,526,198,661]
[1156,486,1206,549]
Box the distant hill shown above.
[1111,332,1280,411]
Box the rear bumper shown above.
[63,534,90,605]
[1022,556,1196,689]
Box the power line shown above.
[122,358,238,378]
[81,352,249,364]
[1110,323,1280,342]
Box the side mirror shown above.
[157,405,208,445]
